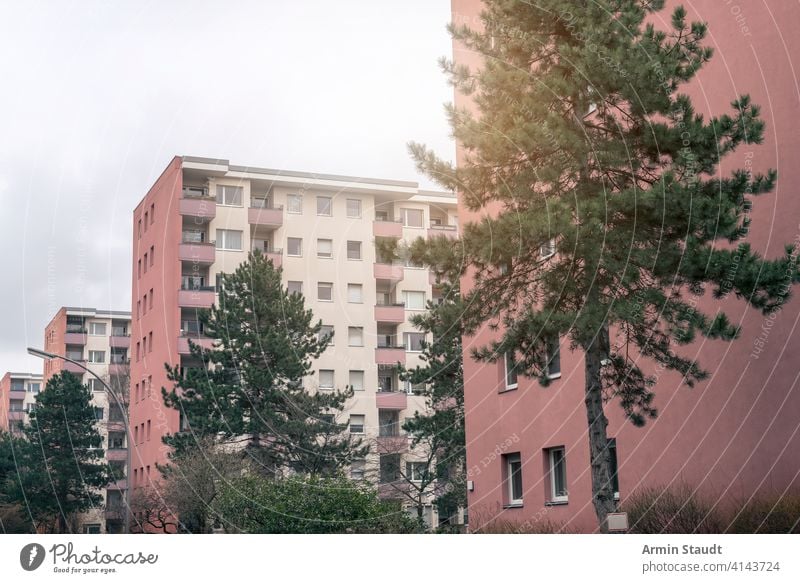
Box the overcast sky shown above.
[0,0,455,374]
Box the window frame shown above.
[319,369,335,389]
[402,290,426,310]
[346,198,362,218]
[88,322,107,336]
[539,238,556,259]
[401,208,424,228]
[316,195,333,216]
[348,326,364,347]
[505,452,523,507]
[286,194,303,214]
[215,229,243,251]
[348,370,365,391]
[216,184,243,207]
[546,337,562,380]
[88,350,106,364]
[346,240,362,260]
[547,446,569,504]
[347,283,363,304]
[349,415,365,434]
[287,237,303,257]
[503,352,519,391]
[316,238,333,259]
[317,282,333,302]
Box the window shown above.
[401,208,424,228]
[318,282,333,301]
[319,369,334,389]
[348,327,364,347]
[136,300,141,319]
[150,203,155,224]
[216,229,243,251]
[94,407,104,420]
[349,370,364,391]
[144,211,148,230]
[318,325,334,344]
[404,332,425,352]
[149,289,154,310]
[316,196,332,216]
[88,350,105,364]
[83,524,101,534]
[608,438,620,499]
[347,284,363,303]
[27,383,40,394]
[286,194,303,214]
[547,447,568,503]
[546,337,561,379]
[504,352,519,390]
[540,238,556,259]
[150,245,155,267]
[402,290,426,310]
[137,219,142,239]
[137,259,141,279]
[317,238,333,258]
[406,462,428,482]
[88,379,104,392]
[349,414,365,434]
[346,198,361,218]
[346,240,362,260]
[10,379,24,392]
[287,281,303,295]
[287,237,303,257]
[505,453,523,506]
[404,380,426,395]
[147,420,151,441]
[350,459,366,480]
[216,185,243,206]
[143,253,148,273]
[148,331,153,352]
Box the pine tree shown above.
[12,372,109,533]
[410,0,800,530]
[163,250,366,476]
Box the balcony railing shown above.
[248,204,283,228]
[182,231,208,244]
[111,327,129,337]
[373,218,403,238]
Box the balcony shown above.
[376,391,407,410]
[374,263,404,283]
[376,434,408,453]
[63,360,87,374]
[373,219,403,238]
[104,506,126,521]
[177,336,216,355]
[109,335,130,349]
[248,203,283,229]
[427,224,459,239]
[179,241,215,265]
[107,479,127,491]
[108,361,129,376]
[8,411,25,421]
[178,286,216,309]
[64,331,87,345]
[374,304,405,324]
[179,194,216,220]
[375,346,405,366]
[107,448,127,462]
[107,420,127,433]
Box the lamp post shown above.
[27,347,133,534]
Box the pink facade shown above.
[453,0,800,531]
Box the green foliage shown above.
[162,250,366,476]
[213,473,420,533]
[7,372,110,533]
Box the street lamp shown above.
[27,346,133,534]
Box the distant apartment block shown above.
[0,372,43,435]
[42,306,131,534]
[131,156,458,527]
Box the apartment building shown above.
[0,372,43,436]
[131,156,458,527]
[42,306,132,534]
[452,0,800,531]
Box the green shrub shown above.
[623,484,724,533]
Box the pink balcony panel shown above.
[107,421,127,433]
[373,263,404,282]
[64,332,87,345]
[8,411,25,421]
[376,391,407,410]
[177,288,215,309]
[375,347,405,366]
[109,363,129,376]
[179,197,216,220]
[374,305,405,324]
[107,479,127,491]
[177,336,216,355]
[373,221,403,238]
[377,435,408,453]
[248,206,283,228]
[427,225,459,239]
[179,242,215,264]
[107,448,127,462]
[63,360,87,374]
[378,483,407,500]
[109,335,130,349]
[265,250,283,268]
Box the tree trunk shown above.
[584,329,617,532]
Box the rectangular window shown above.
[147,420,151,441]
[216,185,243,206]
[402,290,426,310]
[350,459,366,480]
[317,238,333,258]
[88,379,105,392]
[547,447,568,503]
[346,198,361,218]
[504,352,519,390]
[150,203,154,224]
[348,327,364,347]
[94,407,104,420]
[406,462,428,482]
[143,253,148,273]
[608,438,620,499]
[319,369,334,389]
[88,350,106,364]
[84,524,101,534]
[349,370,364,391]
[148,331,153,352]
[349,414,365,434]
[316,196,332,216]
[149,289,153,310]
[505,452,523,506]
[27,383,41,394]
[401,208,424,228]
[137,259,141,279]
[540,238,556,259]
[286,194,302,214]
[150,245,155,267]
[287,281,303,295]
[88,322,106,336]
[216,229,243,251]
[144,211,148,231]
[404,332,425,352]
[318,325,334,344]
[318,282,333,301]
[347,284,363,303]
[287,237,303,257]
[546,336,561,379]
[346,240,362,260]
